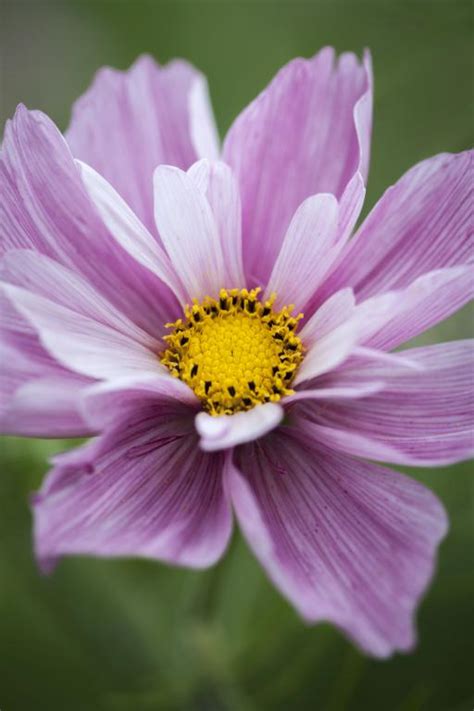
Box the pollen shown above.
[160,288,304,416]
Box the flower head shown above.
[1,49,472,658]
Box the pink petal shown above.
[317,267,474,356]
[223,48,372,285]
[82,374,198,430]
[295,317,361,384]
[33,399,232,569]
[264,194,339,308]
[363,265,474,351]
[189,74,221,161]
[296,341,474,466]
[187,160,245,287]
[297,347,427,396]
[66,56,219,232]
[1,375,93,438]
[302,173,365,318]
[299,288,355,347]
[0,291,94,437]
[284,382,385,404]
[1,104,179,333]
[320,150,473,303]
[2,283,162,381]
[77,161,187,305]
[1,250,158,347]
[228,430,447,657]
[195,403,284,452]
[296,290,408,385]
[153,164,227,300]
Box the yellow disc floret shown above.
[160,288,304,416]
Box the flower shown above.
[1,49,472,658]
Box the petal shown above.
[2,283,162,381]
[82,374,198,430]
[77,160,187,305]
[284,382,385,404]
[0,104,178,333]
[309,267,473,358]
[66,56,219,231]
[1,250,158,347]
[295,290,405,385]
[189,74,221,161]
[0,291,94,437]
[195,403,284,452]
[296,341,474,466]
[267,177,366,316]
[187,160,245,287]
[296,347,427,397]
[153,164,227,300]
[33,398,232,569]
[264,194,339,308]
[228,430,447,657]
[295,318,360,384]
[299,287,355,347]
[223,48,372,284]
[320,150,473,302]
[363,265,474,351]
[1,375,93,438]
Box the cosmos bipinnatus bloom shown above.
[1,48,472,657]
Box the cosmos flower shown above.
[1,48,472,658]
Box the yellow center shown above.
[161,288,304,415]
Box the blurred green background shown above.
[1,1,473,709]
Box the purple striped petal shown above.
[66,56,219,232]
[296,341,474,466]
[2,283,162,381]
[223,48,372,285]
[228,429,447,657]
[1,105,179,333]
[284,381,385,404]
[34,398,232,569]
[1,250,158,346]
[0,291,94,437]
[77,161,187,305]
[319,150,473,303]
[82,375,198,430]
[1,375,93,438]
[363,265,474,351]
[295,291,400,385]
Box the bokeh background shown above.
[1,1,473,709]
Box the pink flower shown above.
[1,49,472,657]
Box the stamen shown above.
[160,288,304,416]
